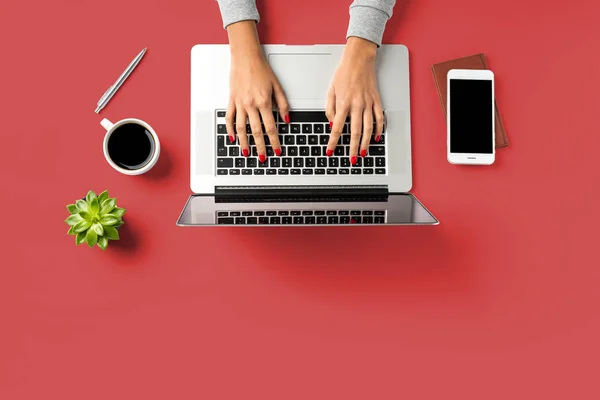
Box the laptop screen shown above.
[177,193,438,226]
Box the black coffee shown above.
[107,123,155,170]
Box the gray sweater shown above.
[216,0,396,47]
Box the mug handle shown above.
[101,118,114,131]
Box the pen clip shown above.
[97,86,113,106]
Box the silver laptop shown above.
[177,44,437,226]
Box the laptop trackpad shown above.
[268,53,333,100]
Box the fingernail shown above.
[284,114,290,124]
[275,148,282,157]
[375,135,381,143]
[259,154,266,163]
[360,149,367,157]
[229,135,235,143]
[351,156,357,165]
[329,121,333,129]
[326,149,333,157]
[242,148,249,157]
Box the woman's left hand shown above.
[325,37,384,165]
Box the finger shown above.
[360,105,374,157]
[373,98,384,143]
[261,106,281,156]
[349,108,363,165]
[326,102,348,157]
[235,107,249,157]
[248,108,266,162]
[325,87,336,129]
[226,99,236,139]
[273,82,290,123]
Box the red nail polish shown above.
[242,148,249,157]
[360,149,367,157]
[329,121,333,129]
[229,135,235,143]
[326,149,333,157]
[351,156,357,165]
[375,135,381,143]
[259,154,266,163]
[275,148,281,156]
[284,114,290,124]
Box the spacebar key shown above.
[288,111,328,122]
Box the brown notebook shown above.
[431,54,509,148]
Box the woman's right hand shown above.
[225,21,289,162]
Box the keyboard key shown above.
[354,157,362,167]
[351,168,361,174]
[376,157,385,167]
[282,158,292,168]
[218,217,234,224]
[246,125,252,134]
[270,158,280,167]
[282,216,292,224]
[302,210,313,216]
[325,124,331,133]
[326,169,337,175]
[339,211,349,215]
[217,158,233,168]
[308,136,318,145]
[302,124,312,133]
[278,169,289,175]
[339,169,350,175]
[287,146,298,156]
[369,146,385,155]
[291,124,301,133]
[300,147,310,156]
[270,217,281,224]
[266,211,277,216]
[278,211,289,216]
[217,169,228,175]
[351,211,361,216]
[306,216,316,224]
[242,211,252,216]
[306,158,316,168]
[343,124,349,133]
[294,158,304,168]
[254,211,265,216]
[315,211,326,215]
[266,169,277,175]
[374,211,385,215]
[258,159,268,168]
[375,168,386,174]
[328,158,339,167]
[217,111,226,118]
[363,211,373,215]
[334,147,344,156]
[254,169,265,175]
[340,216,350,224]
[302,169,313,175]
[235,217,246,224]
[341,158,350,167]
[297,135,307,145]
[291,211,302,215]
[230,169,240,175]
[317,157,327,168]
[363,168,373,174]
[293,216,304,224]
[235,158,245,168]
[370,134,385,144]
[242,169,252,175]
[259,217,269,224]
[364,157,374,167]
[363,217,373,224]
[326,210,336,215]
[217,212,228,217]
[328,216,339,224]
[247,217,257,224]
[315,169,325,175]
[284,136,295,145]
[266,147,274,157]
[252,147,258,156]
[249,135,255,145]
[289,111,328,122]
[320,135,329,145]
[374,217,385,224]
[342,135,351,145]
[291,169,301,175]
[217,137,227,157]
[311,147,321,156]
[279,124,289,133]
[314,124,324,133]
[317,216,327,224]
[247,158,257,168]
[217,124,227,134]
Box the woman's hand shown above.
[325,37,384,165]
[225,21,289,162]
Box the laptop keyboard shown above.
[215,110,387,176]
[216,210,387,225]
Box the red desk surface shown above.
[1,0,599,398]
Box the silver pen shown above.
[95,48,147,113]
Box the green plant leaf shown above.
[76,231,86,245]
[97,235,108,250]
[89,197,100,215]
[67,226,75,235]
[114,220,125,228]
[86,190,97,203]
[98,190,109,205]
[66,204,78,214]
[100,215,119,226]
[100,198,117,215]
[103,225,120,240]
[73,219,92,233]
[79,211,93,222]
[76,199,89,212]
[92,223,104,236]
[86,229,98,248]
[110,207,126,218]
[65,214,83,226]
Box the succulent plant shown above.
[65,190,125,250]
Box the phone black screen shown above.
[449,79,494,154]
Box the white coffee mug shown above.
[101,118,161,175]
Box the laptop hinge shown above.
[215,185,387,196]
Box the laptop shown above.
[177,44,438,226]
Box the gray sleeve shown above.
[216,0,260,29]
[346,0,397,47]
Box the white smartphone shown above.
[447,69,495,165]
